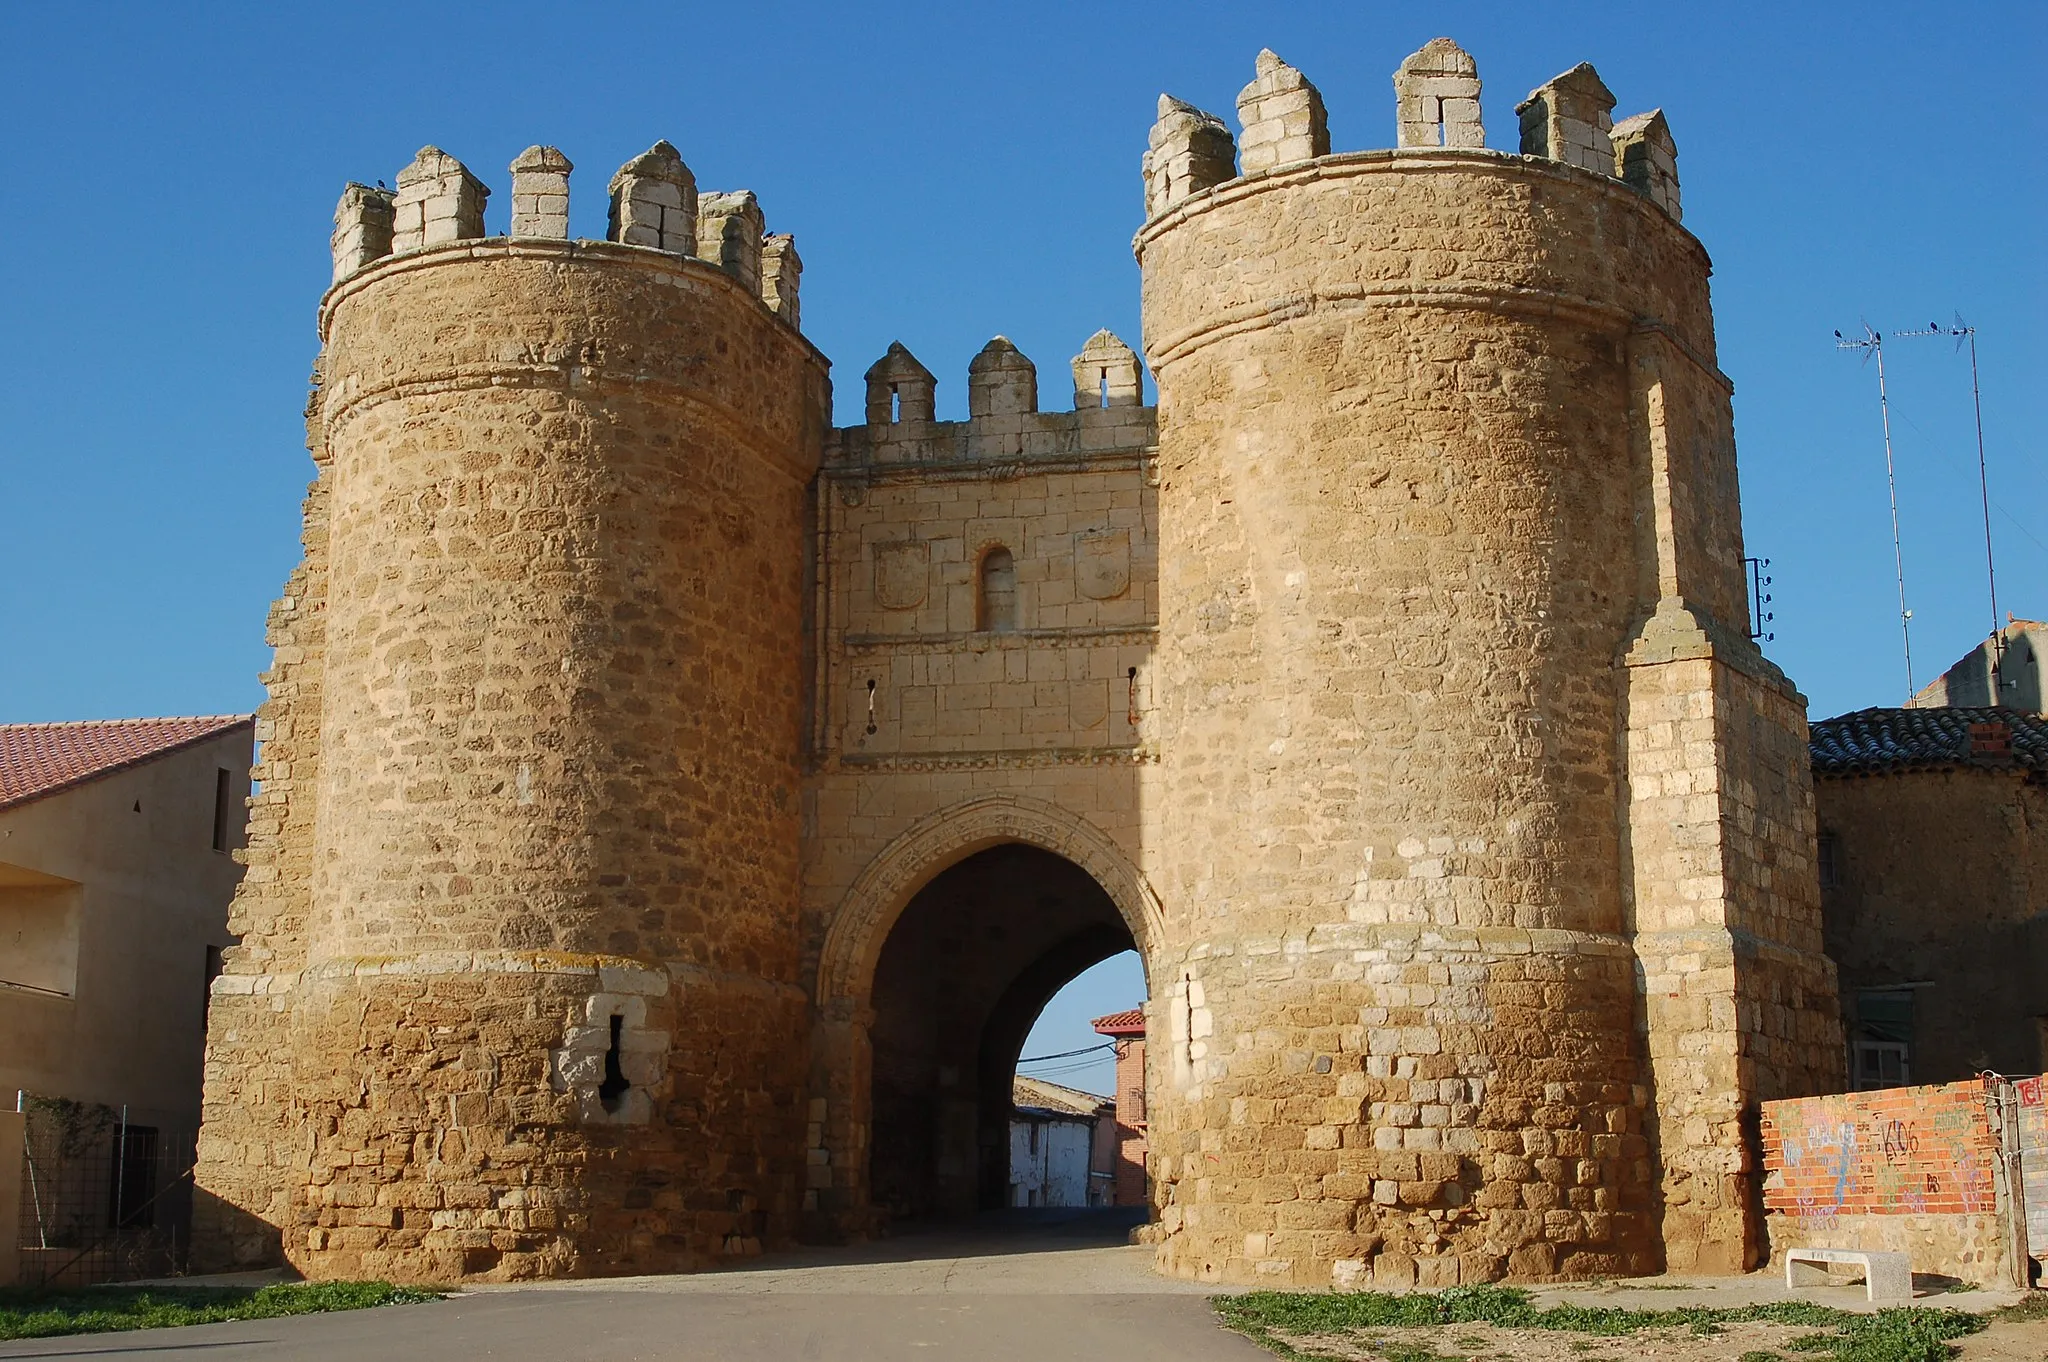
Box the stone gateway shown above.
[194,37,1842,1287]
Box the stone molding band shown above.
[823,449,1155,485]
[1132,147,1706,258]
[318,237,827,365]
[218,950,808,1002]
[319,365,819,486]
[1187,922,1643,963]
[841,624,1156,651]
[828,746,1155,772]
[1145,281,1637,371]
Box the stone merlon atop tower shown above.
[326,140,804,330]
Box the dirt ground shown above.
[1953,1317,2048,1360]
[1266,1315,2048,1361]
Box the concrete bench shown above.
[1785,1247,1913,1303]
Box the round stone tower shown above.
[1136,45,1837,1285]
[224,142,827,1280]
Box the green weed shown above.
[0,1280,440,1341]
[1212,1284,1986,1362]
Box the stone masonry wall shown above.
[196,221,831,1280]
[1817,768,2048,1082]
[200,44,1843,1286]
[1137,149,1709,1286]
[799,342,1161,1234]
[193,379,332,1270]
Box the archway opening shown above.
[866,843,1138,1221]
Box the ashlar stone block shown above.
[608,139,696,254]
[391,146,488,252]
[1612,109,1681,220]
[509,145,572,240]
[1144,95,1237,216]
[1235,49,1329,174]
[1517,63,1617,175]
[331,182,395,283]
[1394,38,1484,148]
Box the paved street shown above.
[4,1210,2028,1361]
[0,1211,1269,1361]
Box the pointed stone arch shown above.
[816,793,1163,1012]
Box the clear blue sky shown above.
[4,4,2041,1094]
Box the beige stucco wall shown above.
[0,727,252,1132]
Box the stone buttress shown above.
[194,143,829,1281]
[1134,44,1839,1286]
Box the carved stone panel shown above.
[874,540,930,611]
[1075,528,1131,601]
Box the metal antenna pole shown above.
[1892,315,2003,696]
[1838,325,1915,697]
[1957,318,2002,681]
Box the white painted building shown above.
[1009,1076,1113,1208]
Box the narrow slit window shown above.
[890,386,901,424]
[599,1014,630,1112]
[211,768,234,853]
[978,547,1017,633]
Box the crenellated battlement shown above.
[1143,38,1682,222]
[327,140,807,326]
[833,332,1153,467]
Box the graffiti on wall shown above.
[1761,1080,1998,1221]
[2019,1076,2047,1257]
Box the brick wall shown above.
[1761,1080,2019,1285]
[1111,1035,1147,1207]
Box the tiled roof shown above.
[1809,706,2048,776]
[0,715,253,812]
[1012,1075,1112,1118]
[1091,1008,1145,1036]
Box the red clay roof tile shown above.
[0,715,253,813]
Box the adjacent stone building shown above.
[1812,707,2048,1087]
[194,36,1843,1287]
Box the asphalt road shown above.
[0,1210,1270,1362]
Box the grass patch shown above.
[1992,1291,2048,1324]
[0,1280,440,1341]
[1213,1284,1987,1362]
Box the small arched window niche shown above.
[978,546,1018,633]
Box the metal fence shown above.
[13,1094,197,1286]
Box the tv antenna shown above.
[1835,324,1914,698]
[1890,315,2002,693]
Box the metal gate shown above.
[13,1094,196,1286]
